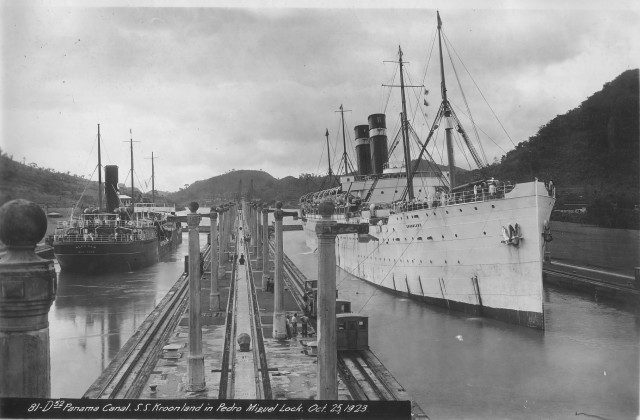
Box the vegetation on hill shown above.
[461,69,639,228]
[0,151,168,211]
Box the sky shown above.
[2,0,639,193]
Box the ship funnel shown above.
[104,165,119,213]
[368,113,388,175]
[354,124,372,175]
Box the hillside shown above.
[166,170,328,207]
[0,153,166,210]
[475,69,638,196]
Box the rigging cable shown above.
[442,31,487,167]
[443,30,517,150]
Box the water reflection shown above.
[284,231,640,420]
[49,233,202,397]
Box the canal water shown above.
[48,223,639,419]
[283,231,640,420]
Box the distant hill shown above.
[166,170,329,208]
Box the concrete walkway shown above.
[231,261,257,399]
[138,218,342,400]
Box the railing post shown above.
[0,199,57,397]
[187,202,205,391]
[209,209,220,312]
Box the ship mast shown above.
[437,11,456,189]
[325,129,333,181]
[397,46,414,201]
[97,124,103,211]
[338,104,350,176]
[150,152,156,204]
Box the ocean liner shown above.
[53,127,182,272]
[300,13,555,329]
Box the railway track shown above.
[219,220,271,399]
[83,265,192,398]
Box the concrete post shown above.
[272,203,286,339]
[209,210,220,312]
[315,201,338,400]
[272,202,299,339]
[261,208,271,291]
[217,207,226,280]
[251,203,258,256]
[256,204,263,267]
[0,199,57,397]
[186,202,205,391]
[314,200,369,400]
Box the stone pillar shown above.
[256,204,263,267]
[251,203,258,256]
[313,200,369,400]
[217,207,226,280]
[315,201,338,400]
[209,210,220,312]
[261,208,270,291]
[272,203,286,339]
[186,202,205,391]
[0,199,57,397]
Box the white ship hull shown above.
[302,181,555,329]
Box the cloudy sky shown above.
[2,0,638,193]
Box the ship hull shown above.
[54,228,182,273]
[302,181,554,329]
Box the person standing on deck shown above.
[291,313,298,336]
[300,315,308,337]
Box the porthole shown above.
[455,234,458,237]
[441,235,444,238]
[445,260,448,264]
[459,209,462,212]
[446,211,449,214]
[457,260,460,264]
[474,207,478,210]
[491,205,495,208]
[483,231,486,235]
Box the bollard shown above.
[314,200,368,400]
[186,202,205,392]
[0,199,57,397]
[209,210,220,312]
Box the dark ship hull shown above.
[55,238,159,273]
